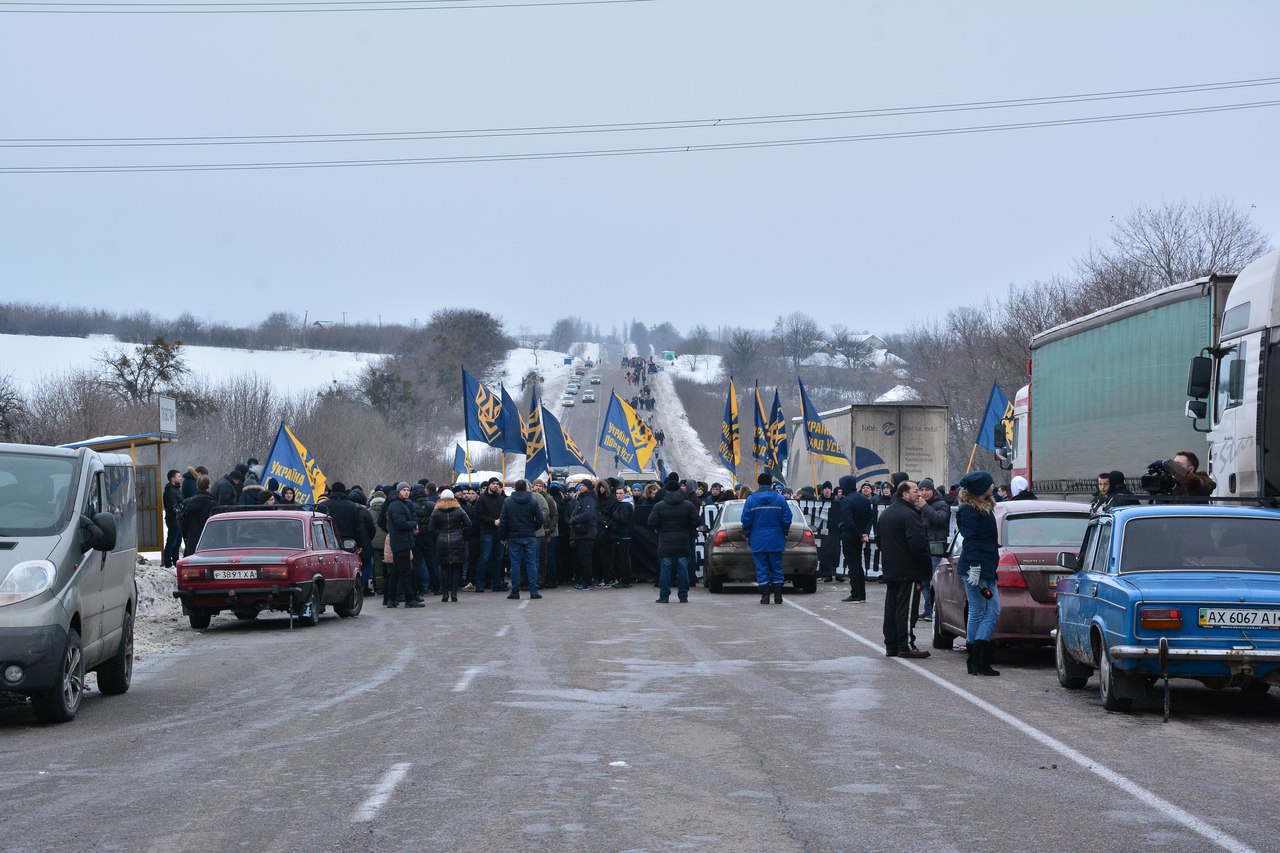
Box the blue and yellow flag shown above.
[751,384,769,463]
[599,391,644,470]
[768,389,789,469]
[524,388,547,481]
[798,378,849,466]
[463,368,504,449]
[718,379,740,471]
[542,406,595,475]
[452,443,471,475]
[500,385,526,455]
[975,382,1013,452]
[622,394,657,470]
[262,421,328,505]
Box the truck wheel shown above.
[295,586,321,627]
[932,614,955,650]
[95,610,133,695]
[188,608,212,630]
[1055,629,1090,689]
[31,629,85,724]
[1098,646,1132,712]
[335,583,364,618]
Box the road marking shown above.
[496,625,511,638]
[352,762,411,822]
[784,599,1258,853]
[453,666,484,693]
[519,599,530,610]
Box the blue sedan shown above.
[1054,504,1280,712]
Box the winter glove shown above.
[966,566,982,587]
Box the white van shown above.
[0,443,137,723]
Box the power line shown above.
[3,99,1277,174]
[5,76,1278,148]
[0,0,650,12]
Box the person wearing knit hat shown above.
[665,471,681,490]
[957,471,1000,676]
[743,469,792,605]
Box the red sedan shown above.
[931,499,1090,649]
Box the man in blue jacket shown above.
[742,471,793,605]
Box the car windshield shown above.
[197,517,305,551]
[1003,513,1090,548]
[1119,516,1280,573]
[0,452,78,537]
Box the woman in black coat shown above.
[428,490,471,602]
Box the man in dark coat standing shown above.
[163,469,184,568]
[474,477,508,592]
[876,480,932,659]
[569,480,599,590]
[648,471,697,603]
[499,479,546,600]
[211,465,246,506]
[836,475,873,603]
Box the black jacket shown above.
[428,498,472,565]
[569,491,599,542]
[876,498,932,582]
[500,489,545,539]
[920,494,951,543]
[834,475,873,539]
[648,488,698,557]
[180,492,218,546]
[476,489,506,534]
[327,490,368,550]
[608,499,635,539]
[211,474,240,506]
[386,497,418,553]
[163,482,183,523]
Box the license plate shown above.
[213,569,258,580]
[1198,608,1280,628]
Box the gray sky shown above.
[3,0,1279,339]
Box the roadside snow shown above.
[667,354,723,384]
[133,555,192,660]
[0,333,379,395]
[648,365,736,485]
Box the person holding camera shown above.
[1156,450,1216,497]
[957,471,1001,676]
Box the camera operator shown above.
[1157,450,1215,497]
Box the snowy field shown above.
[0,333,380,395]
[666,353,723,384]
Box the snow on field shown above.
[666,353,723,384]
[0,333,380,395]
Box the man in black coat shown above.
[179,476,218,557]
[876,480,932,659]
[474,478,508,592]
[162,469,184,568]
[648,472,698,603]
[835,475,873,603]
[211,466,246,506]
[568,481,599,590]
[499,479,546,600]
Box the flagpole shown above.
[809,451,819,492]
[966,443,977,474]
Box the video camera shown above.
[1139,460,1177,496]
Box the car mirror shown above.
[1056,551,1078,570]
[81,511,118,553]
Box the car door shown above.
[77,468,108,662]
[1068,521,1112,652]
[933,528,963,634]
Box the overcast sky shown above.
[3,0,1278,339]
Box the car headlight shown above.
[0,560,57,606]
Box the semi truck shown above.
[1006,248,1280,500]
[789,403,949,488]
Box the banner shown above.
[718,379,740,471]
[599,391,641,470]
[500,385,526,455]
[463,368,504,449]
[542,406,595,475]
[452,443,471,475]
[752,384,769,463]
[623,399,658,471]
[975,382,1013,452]
[768,388,789,469]
[798,378,850,465]
[262,421,328,505]
[524,388,547,481]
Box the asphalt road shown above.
[2,581,1276,852]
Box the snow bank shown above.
[667,353,723,384]
[648,365,736,485]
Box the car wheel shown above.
[707,575,723,594]
[798,575,818,594]
[233,610,258,621]
[1055,629,1090,689]
[931,613,955,650]
[1098,645,1133,712]
[1242,679,1272,696]
[295,585,321,627]
[31,629,85,724]
[335,583,364,618]
[188,608,212,630]
[95,609,133,696]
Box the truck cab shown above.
[1187,250,1280,497]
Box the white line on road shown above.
[452,665,484,693]
[784,599,1257,853]
[519,599,530,610]
[352,762,411,822]
[496,625,511,638]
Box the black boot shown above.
[760,587,771,605]
[966,644,978,675]
[773,585,783,604]
[976,640,1001,676]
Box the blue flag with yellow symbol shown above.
[975,382,1013,452]
[542,406,595,475]
[598,391,640,470]
[500,385,526,455]
[751,384,769,463]
[768,389,789,469]
[718,379,740,471]
[798,378,850,465]
[622,394,657,470]
[262,421,328,505]
[524,388,548,480]
[463,368,504,449]
[452,443,471,475]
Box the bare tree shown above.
[0,374,29,441]
[772,312,821,374]
[827,324,875,369]
[96,336,191,405]
[722,328,769,379]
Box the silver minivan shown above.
[0,443,137,723]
